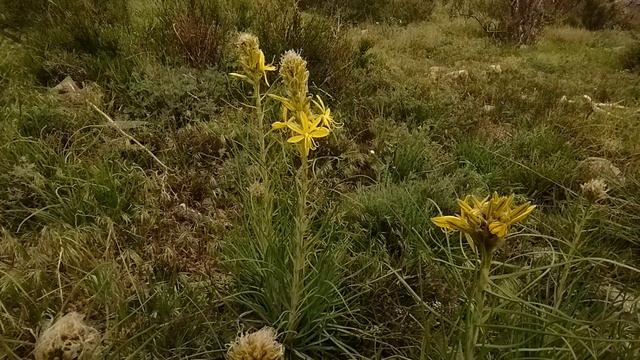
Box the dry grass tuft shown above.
[581,178,609,203]
[34,312,100,360]
[227,327,284,360]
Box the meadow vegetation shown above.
[1,0,640,359]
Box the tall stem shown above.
[287,152,308,344]
[253,81,266,162]
[464,249,492,360]
[252,80,273,254]
[555,207,588,309]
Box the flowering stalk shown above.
[230,32,275,162]
[464,248,492,360]
[432,193,535,360]
[230,33,276,254]
[287,151,308,343]
[269,51,333,344]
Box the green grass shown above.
[1,2,640,359]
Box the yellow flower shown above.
[286,112,330,157]
[231,33,275,85]
[312,95,334,129]
[272,105,295,130]
[432,193,535,252]
[488,221,508,238]
[257,50,276,84]
[270,51,333,158]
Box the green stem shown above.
[555,207,588,309]
[287,152,308,344]
[252,80,273,254]
[464,249,492,360]
[253,81,266,163]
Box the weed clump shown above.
[252,0,355,94]
[300,0,436,24]
[581,178,609,203]
[34,312,100,360]
[621,41,640,73]
[156,0,233,68]
[456,0,550,44]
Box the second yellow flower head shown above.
[432,193,536,253]
[231,33,276,85]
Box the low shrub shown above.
[621,41,640,72]
[121,66,228,128]
[252,0,355,94]
[155,0,235,68]
[580,0,620,30]
[456,0,551,44]
[300,0,436,24]
[32,0,129,54]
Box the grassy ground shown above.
[1,3,640,359]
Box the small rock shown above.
[446,69,469,80]
[577,157,624,185]
[601,285,639,313]
[51,76,80,94]
[429,66,446,79]
[483,105,496,113]
[488,64,502,74]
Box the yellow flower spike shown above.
[271,51,333,158]
[233,33,275,85]
[279,51,310,111]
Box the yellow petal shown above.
[458,199,481,226]
[288,121,304,135]
[489,221,508,238]
[492,194,511,214]
[258,51,266,68]
[304,137,313,154]
[431,216,472,233]
[287,135,304,143]
[272,121,288,130]
[509,203,536,224]
[310,127,330,138]
[469,195,488,211]
[308,113,322,128]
